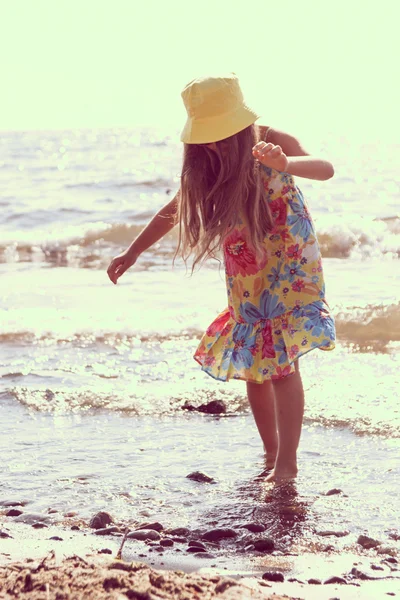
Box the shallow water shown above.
[0,127,399,554]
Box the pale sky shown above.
[1,0,398,140]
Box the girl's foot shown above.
[265,460,298,483]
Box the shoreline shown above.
[1,517,399,599]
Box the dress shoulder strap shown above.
[258,125,271,142]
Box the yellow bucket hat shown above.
[180,73,260,144]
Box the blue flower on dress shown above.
[283,261,307,283]
[225,324,257,369]
[287,194,313,242]
[274,337,289,365]
[240,289,286,323]
[267,261,285,291]
[301,303,336,340]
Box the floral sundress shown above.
[194,164,336,383]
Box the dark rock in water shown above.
[32,522,48,529]
[136,521,164,532]
[170,536,187,543]
[202,528,237,542]
[89,511,113,529]
[167,527,190,537]
[94,526,120,536]
[308,578,321,584]
[71,525,80,531]
[127,529,161,541]
[160,538,174,547]
[186,471,215,483]
[253,538,275,553]
[325,488,343,496]
[262,571,284,582]
[370,564,384,571]
[181,401,196,411]
[197,400,227,414]
[388,531,400,541]
[49,536,63,541]
[324,575,347,584]
[64,511,78,518]
[187,546,207,553]
[357,534,381,549]
[0,530,12,539]
[0,500,28,507]
[188,540,207,550]
[194,552,215,559]
[384,557,398,564]
[47,508,58,514]
[153,545,165,552]
[6,509,23,517]
[240,523,266,533]
[98,548,112,554]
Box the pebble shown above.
[186,547,207,553]
[167,527,190,537]
[240,523,266,533]
[377,546,397,556]
[202,528,237,542]
[188,540,207,550]
[5,509,23,517]
[262,572,284,582]
[32,522,48,529]
[136,521,164,532]
[0,500,28,507]
[49,536,63,541]
[350,567,375,580]
[94,526,120,536]
[71,525,80,531]
[308,578,321,584]
[160,538,174,547]
[371,564,385,571]
[127,529,161,541]
[384,557,398,564]
[253,538,275,553]
[194,552,216,559]
[324,576,347,584]
[169,536,187,543]
[0,530,12,539]
[388,531,400,541]
[197,400,227,414]
[64,511,78,518]
[14,513,50,525]
[98,548,112,554]
[357,534,381,549]
[325,488,343,496]
[89,511,113,529]
[186,471,215,483]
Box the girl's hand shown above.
[252,141,289,172]
[107,248,138,284]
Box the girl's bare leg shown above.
[246,380,278,469]
[266,360,305,482]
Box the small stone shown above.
[324,576,347,584]
[32,522,48,529]
[89,511,113,529]
[14,513,50,525]
[240,523,266,533]
[262,571,284,582]
[371,564,384,571]
[188,540,206,550]
[253,538,275,553]
[308,578,321,584]
[202,528,237,542]
[136,521,164,532]
[94,526,120,536]
[377,547,397,556]
[388,531,400,541]
[47,508,58,514]
[127,529,161,541]
[49,536,63,541]
[64,511,78,518]
[187,547,207,553]
[0,500,28,507]
[357,534,381,549]
[170,536,187,543]
[325,488,343,496]
[350,567,375,580]
[194,552,215,559]
[98,548,112,554]
[167,527,190,537]
[186,471,215,483]
[71,525,80,531]
[384,557,398,564]
[0,530,12,539]
[160,538,174,547]
[6,509,23,517]
[197,400,226,414]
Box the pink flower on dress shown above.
[272,365,293,380]
[269,197,287,226]
[261,321,276,359]
[286,244,302,260]
[292,279,305,292]
[206,311,230,337]
[224,229,266,277]
[204,356,216,367]
[289,344,299,359]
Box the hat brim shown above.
[180,105,261,144]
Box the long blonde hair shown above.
[176,124,274,271]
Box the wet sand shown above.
[1,518,399,599]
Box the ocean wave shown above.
[1,217,399,263]
[64,177,172,190]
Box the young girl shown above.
[107,73,336,483]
